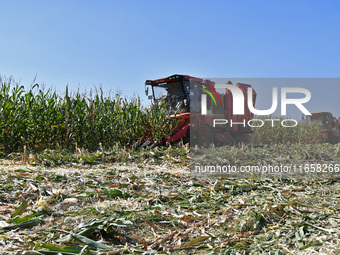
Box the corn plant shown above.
[0,78,178,152]
[249,116,324,145]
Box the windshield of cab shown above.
[152,82,188,114]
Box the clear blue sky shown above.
[1,0,340,116]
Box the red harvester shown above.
[144,74,257,146]
[307,112,340,144]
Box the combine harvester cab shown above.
[144,74,257,146]
[145,75,191,146]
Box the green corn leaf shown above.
[11,200,28,218]
[70,233,111,251]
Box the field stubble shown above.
[0,144,339,254]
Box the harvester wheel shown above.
[232,135,242,145]
[202,126,215,146]
[188,126,197,145]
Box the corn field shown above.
[0,78,175,152]
[249,116,324,145]
[0,78,327,152]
